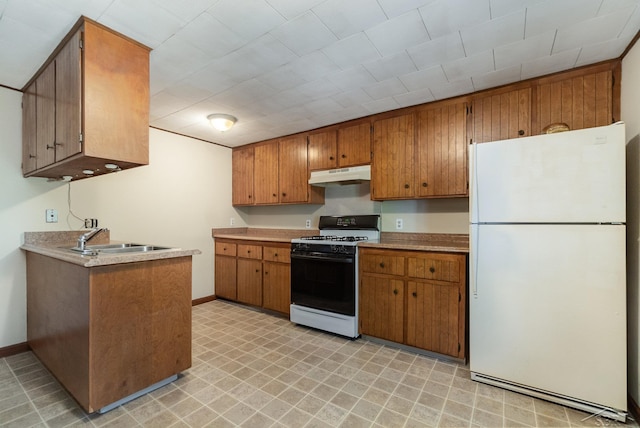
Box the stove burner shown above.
[299,235,369,242]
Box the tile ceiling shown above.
[1,0,639,148]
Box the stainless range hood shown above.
[308,165,371,186]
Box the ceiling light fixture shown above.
[207,114,237,132]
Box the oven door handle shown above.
[290,253,354,263]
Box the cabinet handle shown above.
[341,154,346,158]
[412,291,417,297]
[272,193,277,197]
[248,195,252,199]
[265,271,269,275]
[422,182,428,187]
[282,192,287,197]
[247,250,251,254]
[379,262,385,268]
[429,266,435,273]
[518,129,525,136]
[404,184,410,189]
[393,289,398,295]
[255,269,260,273]
[54,142,63,146]
[29,154,36,159]
[46,144,55,150]
[329,156,334,160]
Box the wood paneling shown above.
[535,70,612,134]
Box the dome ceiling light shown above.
[207,114,237,132]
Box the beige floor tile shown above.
[1,300,636,428]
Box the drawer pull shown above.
[247,250,251,254]
[274,253,278,257]
[412,292,417,297]
[518,129,525,136]
[422,182,428,187]
[404,183,410,189]
[393,289,398,295]
[379,262,385,268]
[429,266,435,273]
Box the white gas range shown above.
[289,215,380,338]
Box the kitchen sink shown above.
[65,243,173,255]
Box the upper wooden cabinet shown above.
[232,146,254,205]
[371,113,416,200]
[372,103,468,200]
[21,16,150,181]
[534,69,613,134]
[236,137,324,206]
[416,102,468,197]
[472,88,531,143]
[308,122,371,171]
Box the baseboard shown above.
[629,394,640,423]
[0,342,29,358]
[192,295,216,306]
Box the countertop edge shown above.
[21,244,201,267]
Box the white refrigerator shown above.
[469,122,627,421]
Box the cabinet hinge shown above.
[79,133,83,143]
[459,291,462,301]
[79,37,83,49]
[466,105,472,115]
[458,343,461,352]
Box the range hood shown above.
[309,165,371,186]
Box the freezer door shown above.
[469,224,626,410]
[469,123,625,224]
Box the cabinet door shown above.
[406,281,463,358]
[232,147,255,206]
[359,273,404,342]
[263,262,290,314]
[536,70,612,134]
[308,131,337,171]
[416,103,467,197]
[473,88,531,143]
[254,142,279,204]
[337,122,371,167]
[37,61,56,168]
[22,82,37,174]
[55,29,82,162]
[215,256,237,300]
[278,135,309,203]
[371,114,415,200]
[237,259,262,306]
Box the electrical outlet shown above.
[230,217,235,226]
[84,218,98,228]
[305,219,311,229]
[46,209,58,223]
[395,218,403,230]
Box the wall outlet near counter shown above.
[84,218,98,228]
[230,217,235,226]
[46,209,58,223]
[395,218,403,230]
[305,219,311,229]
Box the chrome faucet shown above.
[77,228,107,251]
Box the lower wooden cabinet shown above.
[359,248,467,360]
[214,239,291,315]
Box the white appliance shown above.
[469,122,627,422]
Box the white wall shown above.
[0,86,236,349]
[241,182,469,234]
[622,42,640,407]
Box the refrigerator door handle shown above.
[470,223,479,297]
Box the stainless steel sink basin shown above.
[66,243,173,255]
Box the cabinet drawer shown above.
[359,254,405,276]
[263,246,291,263]
[407,254,462,282]
[238,244,262,259]
[215,242,236,256]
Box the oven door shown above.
[290,252,356,316]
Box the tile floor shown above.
[0,299,637,428]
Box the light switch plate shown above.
[46,209,58,223]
